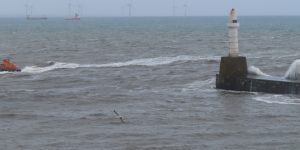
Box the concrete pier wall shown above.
[216,75,300,94]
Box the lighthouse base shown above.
[216,56,248,91]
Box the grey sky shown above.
[0,0,300,17]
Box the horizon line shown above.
[1,15,300,18]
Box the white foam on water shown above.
[181,78,216,93]
[221,89,257,95]
[21,55,220,74]
[248,66,270,77]
[22,62,81,74]
[254,95,300,105]
[186,78,214,89]
[0,71,12,75]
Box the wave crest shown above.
[285,59,300,80]
[21,55,220,74]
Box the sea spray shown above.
[248,66,270,77]
[285,59,300,80]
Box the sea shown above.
[1,17,300,150]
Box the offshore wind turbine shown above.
[24,1,48,20]
[172,0,176,16]
[127,0,133,17]
[65,0,81,20]
[68,0,72,17]
[183,1,188,16]
[25,0,33,18]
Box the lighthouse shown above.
[228,8,240,57]
[216,8,300,94]
[216,8,248,91]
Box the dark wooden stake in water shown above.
[114,110,125,123]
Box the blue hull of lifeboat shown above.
[0,68,21,72]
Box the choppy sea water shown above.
[1,17,300,149]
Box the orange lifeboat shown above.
[0,59,21,72]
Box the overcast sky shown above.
[0,0,300,17]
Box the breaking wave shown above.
[254,95,300,105]
[22,55,220,74]
[284,59,300,80]
[248,66,270,77]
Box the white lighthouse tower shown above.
[216,8,248,91]
[228,8,240,57]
